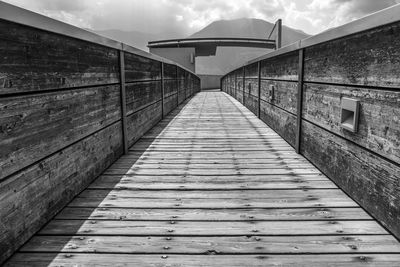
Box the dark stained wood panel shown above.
[164,79,177,97]
[164,93,178,116]
[0,85,121,181]
[260,80,297,114]
[304,21,400,87]
[260,100,297,146]
[303,83,400,163]
[124,52,161,82]
[9,92,399,266]
[0,122,123,264]
[261,51,299,80]
[163,63,177,80]
[125,81,162,115]
[126,101,162,146]
[301,120,400,239]
[0,20,119,95]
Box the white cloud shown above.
[1,0,399,36]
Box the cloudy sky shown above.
[2,0,400,35]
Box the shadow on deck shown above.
[6,92,400,266]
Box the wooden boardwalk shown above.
[7,91,400,266]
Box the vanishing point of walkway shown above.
[7,91,400,266]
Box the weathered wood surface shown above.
[260,80,297,114]
[304,21,400,87]
[8,92,399,266]
[301,120,400,238]
[124,52,161,82]
[303,83,400,163]
[0,21,119,95]
[1,122,123,264]
[125,81,161,115]
[0,85,121,180]
[163,63,177,80]
[126,101,162,146]
[7,254,400,267]
[261,51,299,80]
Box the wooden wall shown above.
[222,21,400,239]
[0,19,200,263]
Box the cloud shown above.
[1,0,399,36]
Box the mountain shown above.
[91,18,310,74]
[190,18,310,74]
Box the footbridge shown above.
[1,2,400,266]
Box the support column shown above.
[119,50,128,154]
[295,49,305,154]
[257,61,261,118]
[161,62,165,118]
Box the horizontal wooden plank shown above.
[56,207,371,221]
[0,122,123,264]
[8,253,400,267]
[304,21,400,87]
[260,100,297,147]
[0,20,119,95]
[303,83,400,163]
[39,220,387,236]
[301,120,400,239]
[126,101,162,146]
[125,81,161,115]
[21,235,400,254]
[124,52,160,82]
[0,85,121,180]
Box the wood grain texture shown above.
[164,93,178,116]
[164,80,177,97]
[0,122,123,264]
[303,21,400,87]
[303,83,400,163]
[7,253,400,267]
[245,62,259,78]
[301,120,400,238]
[261,51,299,80]
[260,80,297,114]
[260,100,297,147]
[6,92,397,266]
[163,63,177,80]
[126,101,162,146]
[124,52,161,82]
[0,20,119,95]
[0,85,121,180]
[243,93,258,115]
[125,81,162,115]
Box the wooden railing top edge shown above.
[222,3,400,78]
[0,1,199,77]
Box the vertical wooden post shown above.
[295,49,305,154]
[176,65,179,107]
[242,66,245,104]
[119,50,128,154]
[161,62,165,118]
[257,61,261,118]
[277,19,282,49]
[234,72,237,99]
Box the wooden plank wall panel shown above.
[303,22,400,87]
[303,83,400,163]
[260,80,297,114]
[0,85,121,180]
[125,81,162,115]
[164,80,177,97]
[124,53,161,82]
[300,120,400,236]
[260,100,297,146]
[261,51,298,80]
[164,94,178,115]
[126,101,162,146]
[163,63,177,80]
[178,79,186,104]
[0,122,123,263]
[0,20,119,95]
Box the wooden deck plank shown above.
[7,91,400,266]
[7,253,400,267]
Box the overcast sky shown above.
[2,0,400,35]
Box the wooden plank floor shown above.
[7,91,400,266]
